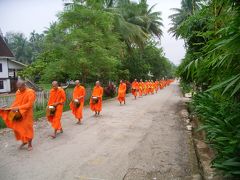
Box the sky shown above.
[0,0,185,65]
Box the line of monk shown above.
[0,78,173,151]
[127,78,173,100]
[117,78,173,105]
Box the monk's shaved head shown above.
[52,81,59,90]
[17,80,26,87]
[75,80,80,85]
[96,81,100,86]
[17,80,26,92]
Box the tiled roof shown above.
[0,35,14,57]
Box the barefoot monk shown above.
[47,81,66,138]
[138,79,144,97]
[117,80,127,105]
[70,80,86,124]
[90,81,103,116]
[0,80,36,151]
[131,79,139,99]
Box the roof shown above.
[0,35,14,57]
[8,59,27,67]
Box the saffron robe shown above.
[117,83,126,103]
[90,86,103,112]
[0,88,36,143]
[70,85,86,120]
[131,81,139,97]
[138,82,144,96]
[47,87,66,130]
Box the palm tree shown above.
[64,0,163,49]
[109,0,163,49]
[168,0,201,38]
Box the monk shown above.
[70,80,86,124]
[144,80,149,95]
[154,79,159,93]
[90,81,103,115]
[148,80,152,94]
[131,79,139,99]
[159,79,164,89]
[47,81,66,138]
[138,79,144,97]
[0,80,36,151]
[117,80,127,105]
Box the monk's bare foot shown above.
[19,143,27,149]
[60,129,63,133]
[77,121,82,125]
[50,134,56,139]
[27,145,33,151]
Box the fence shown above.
[0,87,92,109]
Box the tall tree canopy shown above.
[18,0,173,83]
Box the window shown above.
[0,63,2,72]
[0,81,3,89]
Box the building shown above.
[0,35,26,93]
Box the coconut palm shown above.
[64,0,163,49]
[168,0,201,38]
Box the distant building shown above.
[0,35,26,93]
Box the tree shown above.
[121,41,175,81]
[4,31,44,64]
[170,0,240,177]
[168,0,201,38]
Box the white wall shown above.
[8,60,25,70]
[0,79,10,93]
[0,58,9,78]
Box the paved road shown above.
[0,82,199,180]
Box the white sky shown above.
[0,0,185,65]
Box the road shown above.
[0,82,199,180]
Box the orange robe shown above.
[138,82,144,96]
[0,88,36,143]
[159,80,164,89]
[90,86,103,112]
[117,83,126,103]
[145,82,150,94]
[47,87,66,130]
[131,81,139,97]
[155,81,159,92]
[151,82,153,94]
[70,85,86,120]
[144,82,148,95]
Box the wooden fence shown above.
[0,88,92,108]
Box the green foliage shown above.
[5,31,44,64]
[19,0,173,84]
[192,93,240,177]
[180,80,192,94]
[0,117,6,129]
[122,42,175,81]
[170,0,240,177]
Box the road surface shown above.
[0,82,199,180]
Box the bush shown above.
[104,82,116,97]
[180,81,192,94]
[0,117,6,129]
[192,93,240,177]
